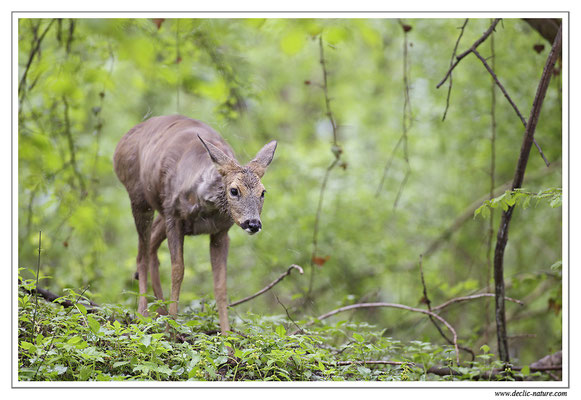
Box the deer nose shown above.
[241,219,262,234]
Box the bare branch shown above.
[472,49,550,167]
[442,19,469,121]
[436,18,501,89]
[432,293,524,312]
[274,293,305,335]
[493,23,562,363]
[229,265,304,308]
[419,255,475,360]
[298,301,460,365]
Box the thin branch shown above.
[436,18,501,89]
[419,255,475,360]
[332,360,559,378]
[274,293,305,335]
[493,23,562,363]
[19,277,100,310]
[31,231,42,337]
[377,22,413,205]
[62,96,87,198]
[298,301,460,365]
[472,49,550,166]
[442,19,469,121]
[229,265,304,307]
[319,35,339,146]
[432,293,524,312]
[19,19,56,101]
[308,35,343,298]
[437,18,549,166]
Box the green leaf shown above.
[521,365,530,376]
[352,333,365,343]
[87,315,100,335]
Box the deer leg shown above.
[166,217,185,316]
[131,203,154,317]
[149,215,168,314]
[210,230,230,334]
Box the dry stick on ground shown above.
[229,265,303,307]
[437,18,549,167]
[442,18,469,121]
[418,255,476,360]
[493,24,562,363]
[308,35,343,298]
[295,302,460,365]
[19,277,100,310]
[332,360,559,379]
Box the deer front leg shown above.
[210,230,230,334]
[166,217,185,316]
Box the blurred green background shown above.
[17,17,562,365]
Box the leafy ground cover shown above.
[18,272,552,382]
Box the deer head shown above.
[198,136,277,235]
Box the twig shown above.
[419,255,475,360]
[62,96,87,198]
[297,301,460,365]
[333,360,559,378]
[436,18,501,89]
[472,49,550,167]
[437,18,549,166]
[432,293,524,312]
[19,19,56,103]
[229,265,304,307]
[442,19,469,121]
[493,23,561,363]
[31,231,42,337]
[33,286,91,379]
[377,21,413,206]
[274,293,305,335]
[308,35,343,298]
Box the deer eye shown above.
[230,188,239,197]
[261,190,266,198]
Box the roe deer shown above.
[113,115,277,333]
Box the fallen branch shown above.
[229,265,304,307]
[296,301,460,365]
[19,278,99,310]
[332,359,560,379]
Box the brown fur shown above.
[113,115,276,333]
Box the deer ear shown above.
[198,135,239,175]
[247,140,277,178]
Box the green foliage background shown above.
[18,18,562,367]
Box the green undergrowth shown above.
[18,276,550,382]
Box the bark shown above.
[493,23,562,363]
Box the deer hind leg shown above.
[149,214,168,314]
[131,201,154,316]
[165,217,185,316]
